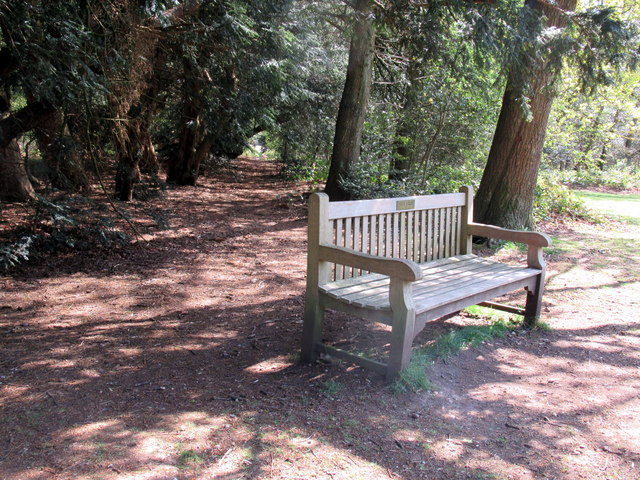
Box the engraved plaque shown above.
[396,199,415,211]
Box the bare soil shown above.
[1,158,639,480]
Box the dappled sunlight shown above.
[245,355,293,375]
[2,161,639,480]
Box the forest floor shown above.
[1,158,639,480]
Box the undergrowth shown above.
[554,165,640,191]
[534,176,598,223]
[0,195,168,272]
[393,315,522,394]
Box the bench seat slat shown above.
[357,262,534,310]
[319,255,540,314]
[364,261,526,309]
[320,254,477,299]
[328,257,501,307]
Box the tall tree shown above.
[324,0,375,200]
[475,0,637,229]
[165,0,293,185]
[110,0,205,200]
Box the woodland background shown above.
[0,0,638,268]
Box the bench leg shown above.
[524,274,545,327]
[387,279,416,382]
[301,298,323,363]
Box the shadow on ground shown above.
[1,159,638,480]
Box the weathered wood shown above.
[459,185,474,254]
[327,192,466,219]
[318,244,422,282]
[302,189,550,381]
[320,255,540,313]
[388,278,416,380]
[478,301,526,315]
[302,193,331,363]
[467,222,551,270]
[317,345,388,375]
[466,222,551,247]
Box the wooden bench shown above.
[301,186,552,381]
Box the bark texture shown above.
[324,0,375,201]
[166,59,204,185]
[112,1,204,200]
[0,101,56,148]
[30,108,89,191]
[0,139,36,202]
[474,0,578,229]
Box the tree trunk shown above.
[138,123,160,175]
[111,1,204,200]
[0,138,36,202]
[31,109,89,191]
[166,59,203,186]
[474,0,578,230]
[114,121,142,201]
[324,0,375,200]
[390,66,419,182]
[420,107,448,189]
[0,90,37,202]
[166,107,201,185]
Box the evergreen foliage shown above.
[0,0,638,265]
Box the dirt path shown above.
[1,159,639,480]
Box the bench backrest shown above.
[309,186,474,281]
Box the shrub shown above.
[534,176,595,222]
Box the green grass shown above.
[177,448,205,466]
[465,305,514,322]
[393,319,519,394]
[574,191,640,225]
[320,379,342,397]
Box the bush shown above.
[534,176,595,222]
[553,164,640,191]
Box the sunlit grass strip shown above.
[573,191,640,225]
[393,316,519,394]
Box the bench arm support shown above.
[317,244,423,282]
[466,222,552,270]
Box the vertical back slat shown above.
[436,209,441,260]
[363,216,371,275]
[406,212,413,261]
[393,213,398,257]
[452,207,460,255]
[369,215,377,256]
[353,216,361,276]
[413,211,420,262]
[400,212,407,260]
[439,208,446,259]
[420,210,424,261]
[383,214,390,257]
[362,215,370,254]
[345,218,353,278]
[427,210,432,260]
[444,207,451,258]
[335,219,344,280]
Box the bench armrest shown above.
[466,222,552,270]
[466,223,552,247]
[317,244,423,282]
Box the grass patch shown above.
[574,191,640,225]
[465,304,514,322]
[393,319,519,394]
[177,448,205,467]
[320,379,342,397]
[432,321,512,358]
[490,240,527,254]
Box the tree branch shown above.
[0,101,56,148]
